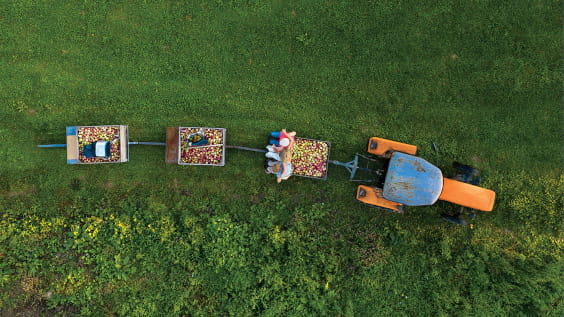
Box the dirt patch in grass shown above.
[108,8,128,22]
[6,185,37,198]
[250,193,265,204]
[102,181,115,189]
[471,156,482,164]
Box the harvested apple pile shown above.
[179,128,225,165]
[292,138,330,178]
[77,126,120,163]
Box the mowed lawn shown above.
[0,1,562,316]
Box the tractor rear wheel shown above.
[452,162,480,176]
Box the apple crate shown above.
[165,127,226,166]
[66,125,129,164]
[291,137,331,180]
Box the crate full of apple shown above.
[66,125,129,164]
[172,127,226,166]
[292,137,331,179]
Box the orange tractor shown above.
[353,137,495,224]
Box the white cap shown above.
[280,138,290,147]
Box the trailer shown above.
[165,127,227,166]
[65,125,129,164]
[289,137,331,180]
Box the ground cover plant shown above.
[0,0,562,316]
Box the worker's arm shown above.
[281,129,297,138]
[286,130,296,150]
[272,145,283,152]
[288,137,295,150]
[277,164,286,183]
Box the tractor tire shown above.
[452,162,480,176]
[441,214,467,226]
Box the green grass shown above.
[1,0,562,316]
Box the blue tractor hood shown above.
[382,152,443,206]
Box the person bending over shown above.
[268,129,296,152]
[265,160,293,183]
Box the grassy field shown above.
[1,0,562,316]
